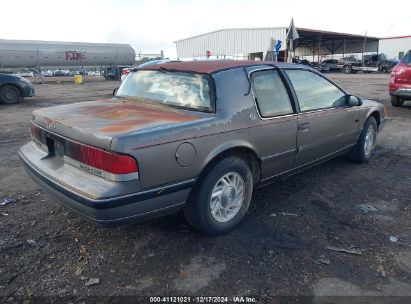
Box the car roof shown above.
[138,60,300,74]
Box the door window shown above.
[251,70,294,117]
[285,69,346,111]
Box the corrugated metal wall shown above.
[177,28,411,62]
[379,37,411,60]
[176,28,287,59]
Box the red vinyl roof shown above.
[139,60,275,74]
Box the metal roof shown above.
[296,28,378,40]
[296,28,379,49]
[174,27,287,43]
[175,27,379,43]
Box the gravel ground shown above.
[0,73,410,303]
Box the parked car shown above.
[69,70,82,76]
[19,61,385,235]
[362,54,397,73]
[53,69,70,76]
[292,57,314,68]
[320,59,340,72]
[0,73,35,104]
[337,54,397,74]
[103,66,128,81]
[14,71,34,78]
[41,70,54,77]
[337,57,361,74]
[389,50,411,107]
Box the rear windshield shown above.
[116,70,214,112]
[401,51,411,65]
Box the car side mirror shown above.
[348,95,362,107]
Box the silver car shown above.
[19,60,386,235]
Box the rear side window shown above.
[401,51,411,65]
[285,69,346,112]
[251,70,293,117]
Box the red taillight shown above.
[30,122,138,178]
[390,67,401,83]
[67,141,138,175]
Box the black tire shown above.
[184,157,253,235]
[348,116,378,163]
[380,66,388,73]
[391,96,404,107]
[0,85,22,105]
[343,65,352,74]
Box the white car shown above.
[15,71,34,78]
[41,70,54,77]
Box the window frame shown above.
[282,68,349,113]
[249,68,297,120]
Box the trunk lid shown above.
[32,98,204,150]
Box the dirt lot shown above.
[0,74,410,303]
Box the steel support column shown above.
[318,35,321,65]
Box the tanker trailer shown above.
[0,39,136,79]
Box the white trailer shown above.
[0,39,135,69]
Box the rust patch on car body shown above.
[76,99,202,134]
[34,98,203,136]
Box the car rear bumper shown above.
[19,150,194,225]
[389,88,411,98]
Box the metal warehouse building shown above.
[378,36,411,60]
[175,27,389,62]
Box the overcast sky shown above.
[1,0,410,58]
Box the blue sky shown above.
[1,0,410,58]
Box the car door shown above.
[249,68,298,180]
[284,69,360,166]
